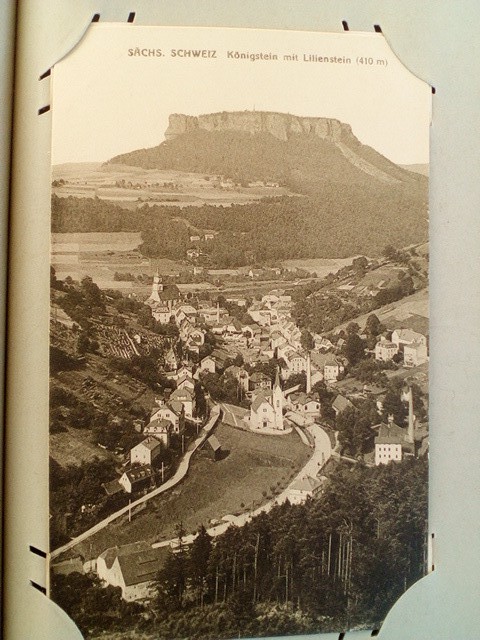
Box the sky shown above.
[52,24,431,166]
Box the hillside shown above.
[54,111,429,262]
[109,111,427,193]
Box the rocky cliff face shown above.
[164,111,354,143]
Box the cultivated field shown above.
[52,162,289,209]
[51,231,185,289]
[280,257,354,277]
[73,422,310,559]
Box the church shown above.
[145,270,181,311]
[249,369,285,431]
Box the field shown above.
[50,426,113,468]
[52,162,289,209]
[73,422,310,559]
[51,231,185,290]
[332,287,429,335]
[280,257,354,277]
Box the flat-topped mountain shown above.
[163,111,353,143]
[108,110,427,192]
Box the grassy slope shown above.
[73,422,310,559]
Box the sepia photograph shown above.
[48,25,431,639]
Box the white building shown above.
[97,542,166,602]
[287,476,323,505]
[130,436,162,466]
[249,369,284,431]
[143,418,172,446]
[403,341,428,367]
[375,337,399,362]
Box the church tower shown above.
[148,269,163,303]
[273,368,284,430]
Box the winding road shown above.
[50,406,221,561]
[153,422,332,549]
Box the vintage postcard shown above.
[48,24,431,639]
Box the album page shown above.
[47,23,431,639]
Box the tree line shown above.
[52,457,428,639]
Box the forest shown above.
[52,457,428,639]
[52,187,427,265]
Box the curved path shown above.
[153,422,332,549]
[51,406,221,560]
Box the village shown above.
[50,243,429,605]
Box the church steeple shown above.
[148,269,163,303]
[273,367,284,430]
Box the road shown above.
[50,406,221,560]
[153,422,332,549]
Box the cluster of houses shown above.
[374,328,428,368]
[105,366,199,496]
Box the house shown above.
[243,323,262,340]
[199,355,216,374]
[204,232,215,240]
[143,419,172,446]
[287,475,323,505]
[249,371,272,392]
[151,305,171,324]
[130,436,162,466]
[119,465,155,494]
[97,542,168,602]
[288,392,321,416]
[375,337,399,362]
[324,356,344,383]
[224,365,250,392]
[189,235,201,243]
[176,374,195,392]
[403,341,428,367]
[170,386,195,419]
[332,394,355,416]
[206,434,222,461]
[210,348,232,370]
[284,349,306,374]
[164,347,178,371]
[150,401,183,433]
[391,328,427,351]
[373,418,414,466]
